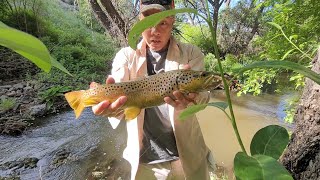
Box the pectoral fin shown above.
[124,107,141,120]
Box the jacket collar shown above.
[135,36,181,72]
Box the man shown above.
[92,0,214,179]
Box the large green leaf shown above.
[250,125,289,160]
[281,49,295,60]
[0,21,52,72]
[234,152,293,180]
[234,60,320,85]
[179,104,207,121]
[179,102,229,121]
[128,8,197,49]
[207,102,228,111]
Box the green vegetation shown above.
[37,0,118,88]
[0,0,118,111]
[178,23,214,54]
[0,0,118,86]
[234,0,319,96]
[39,86,72,111]
[0,98,16,112]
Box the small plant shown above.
[204,53,218,72]
[39,86,72,110]
[0,98,16,112]
[283,94,300,123]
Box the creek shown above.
[0,91,294,179]
[199,91,294,179]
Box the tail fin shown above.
[64,90,85,119]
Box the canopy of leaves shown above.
[256,0,320,62]
[177,23,213,54]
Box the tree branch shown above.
[99,0,127,39]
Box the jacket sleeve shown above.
[187,44,205,71]
[111,47,132,82]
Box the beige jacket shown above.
[108,37,212,180]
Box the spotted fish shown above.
[64,69,222,120]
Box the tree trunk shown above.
[99,0,128,40]
[88,0,115,35]
[281,49,320,180]
[88,0,127,46]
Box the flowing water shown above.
[198,91,294,179]
[0,91,294,179]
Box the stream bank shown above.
[0,78,68,136]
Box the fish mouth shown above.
[203,72,222,90]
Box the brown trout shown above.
[64,69,222,120]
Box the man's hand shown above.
[92,76,127,118]
[164,64,197,111]
[164,91,197,111]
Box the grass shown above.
[0,98,16,112]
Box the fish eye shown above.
[201,72,208,77]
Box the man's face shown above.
[140,9,174,51]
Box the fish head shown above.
[177,70,222,92]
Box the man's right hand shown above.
[92,76,127,118]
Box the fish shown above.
[64,69,222,120]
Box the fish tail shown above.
[64,90,86,119]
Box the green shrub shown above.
[204,53,218,72]
[237,68,277,96]
[177,23,214,54]
[221,54,243,73]
[39,85,72,110]
[283,93,300,123]
[36,0,117,88]
[0,98,16,112]
[1,0,118,102]
[0,0,46,37]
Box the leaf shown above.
[207,102,228,111]
[128,8,197,49]
[0,21,8,28]
[234,152,293,180]
[50,56,73,76]
[267,22,282,30]
[0,21,51,72]
[281,49,295,60]
[250,125,289,160]
[289,35,298,41]
[312,45,320,56]
[179,104,207,121]
[233,60,320,85]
